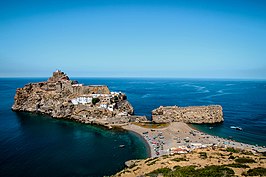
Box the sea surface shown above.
[1,78,266,176]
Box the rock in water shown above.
[12,70,141,127]
[152,105,223,124]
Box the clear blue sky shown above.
[1,0,266,79]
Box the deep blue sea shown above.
[1,78,266,176]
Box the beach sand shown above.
[122,122,266,158]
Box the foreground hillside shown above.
[114,147,266,177]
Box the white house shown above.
[71,97,92,105]
[100,103,108,109]
[118,112,128,116]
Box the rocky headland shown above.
[152,105,223,124]
[12,70,147,128]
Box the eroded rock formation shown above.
[12,70,146,127]
[152,105,223,124]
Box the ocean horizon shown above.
[1,77,266,81]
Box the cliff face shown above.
[12,70,143,126]
[152,105,223,124]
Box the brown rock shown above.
[152,105,223,124]
[11,70,140,127]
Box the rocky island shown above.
[152,105,223,124]
[12,70,147,128]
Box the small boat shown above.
[230,126,243,131]
[209,127,213,130]
[119,145,125,148]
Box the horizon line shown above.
[0,76,266,81]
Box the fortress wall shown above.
[152,105,223,124]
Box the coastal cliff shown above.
[152,105,223,124]
[12,70,146,127]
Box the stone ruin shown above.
[152,105,223,124]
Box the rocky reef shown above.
[12,70,147,127]
[152,105,223,124]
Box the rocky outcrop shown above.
[125,160,140,168]
[152,105,223,124]
[12,70,145,127]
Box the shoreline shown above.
[189,123,266,147]
[127,130,152,158]
[19,111,266,158]
[17,112,266,158]
[122,122,266,158]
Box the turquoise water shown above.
[1,78,266,176]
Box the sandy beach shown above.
[122,122,266,158]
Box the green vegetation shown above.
[243,167,266,176]
[162,154,169,159]
[147,160,158,166]
[145,157,158,163]
[214,152,225,157]
[146,157,159,166]
[92,98,100,105]
[224,163,249,168]
[235,157,256,163]
[199,152,207,159]
[197,166,234,177]
[114,96,119,102]
[226,147,240,153]
[228,155,235,159]
[241,150,254,155]
[171,157,187,162]
[132,122,170,129]
[147,165,234,177]
[147,167,172,177]
[173,165,182,169]
[171,166,197,177]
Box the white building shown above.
[118,112,128,116]
[72,84,83,87]
[71,97,92,105]
[100,103,108,109]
